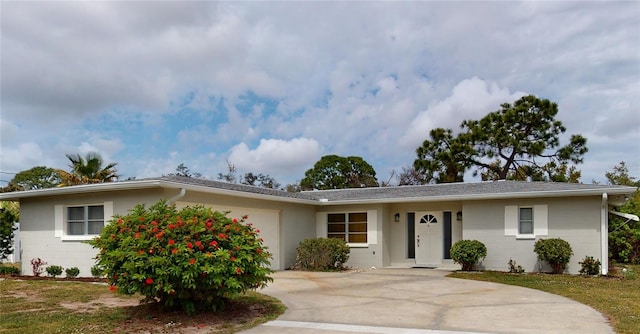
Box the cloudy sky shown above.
[1,1,638,187]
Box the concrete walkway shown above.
[242,268,613,334]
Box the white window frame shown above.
[55,202,113,241]
[318,210,377,247]
[518,207,534,235]
[504,205,548,239]
[327,212,368,246]
[67,205,104,236]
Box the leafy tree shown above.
[415,128,471,183]
[480,161,582,183]
[300,155,379,190]
[241,173,281,189]
[168,163,202,178]
[0,202,19,260]
[0,183,25,193]
[8,166,60,190]
[538,162,582,183]
[606,161,639,187]
[606,162,640,263]
[57,152,119,186]
[414,95,588,182]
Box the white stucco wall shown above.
[172,190,317,270]
[280,204,317,268]
[18,189,164,277]
[315,204,386,269]
[462,196,602,274]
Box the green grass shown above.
[0,280,133,333]
[448,265,640,334]
[0,279,285,333]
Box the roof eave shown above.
[0,179,319,205]
[0,180,163,201]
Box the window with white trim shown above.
[504,205,548,238]
[519,207,534,235]
[67,205,105,235]
[328,212,367,243]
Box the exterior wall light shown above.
[456,211,463,221]
[394,213,400,222]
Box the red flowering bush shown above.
[89,200,273,314]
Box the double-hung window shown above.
[67,205,105,235]
[504,205,547,238]
[519,207,534,235]
[328,212,368,243]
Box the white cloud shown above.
[0,143,46,174]
[1,1,638,186]
[401,77,526,150]
[228,138,323,181]
[73,139,124,165]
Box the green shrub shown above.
[65,267,80,278]
[0,206,18,261]
[578,256,601,276]
[0,264,20,275]
[295,238,350,271]
[89,200,273,314]
[508,258,525,274]
[534,238,573,274]
[450,240,487,271]
[90,265,104,278]
[609,228,640,264]
[45,265,63,278]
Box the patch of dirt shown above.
[113,299,277,333]
[61,296,140,313]
[2,284,46,303]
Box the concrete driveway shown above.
[242,268,613,334]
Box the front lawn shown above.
[448,265,640,334]
[0,279,285,333]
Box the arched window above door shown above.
[420,214,437,224]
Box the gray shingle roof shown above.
[1,175,635,204]
[157,177,637,203]
[157,175,319,201]
[301,181,636,202]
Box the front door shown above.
[415,212,442,266]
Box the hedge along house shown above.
[0,176,636,277]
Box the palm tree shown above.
[57,152,119,186]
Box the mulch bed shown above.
[0,274,107,283]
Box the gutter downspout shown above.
[601,193,608,276]
[167,188,186,205]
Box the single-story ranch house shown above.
[1,176,637,276]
